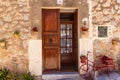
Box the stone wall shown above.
[0,0,89,73]
[92,0,120,70]
[92,0,120,38]
[0,0,31,73]
[1,0,120,73]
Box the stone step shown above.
[42,72,83,80]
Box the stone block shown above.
[19,7,30,12]
[0,20,3,26]
[3,14,12,22]
[103,9,110,15]
[92,1,98,8]
[117,0,120,4]
[102,0,111,7]
[0,8,4,12]
[23,14,29,21]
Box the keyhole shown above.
[49,38,53,43]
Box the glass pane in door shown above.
[67,39,72,46]
[67,48,72,53]
[61,24,66,29]
[67,30,72,38]
[67,24,72,29]
[61,30,66,38]
[61,39,66,47]
[61,48,66,54]
[60,23,73,54]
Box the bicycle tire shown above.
[79,64,95,78]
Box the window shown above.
[98,26,108,37]
[60,24,73,54]
[97,25,111,39]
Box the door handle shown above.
[49,38,53,43]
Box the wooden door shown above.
[60,22,73,68]
[42,9,60,70]
[60,11,78,71]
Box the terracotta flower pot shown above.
[112,40,117,45]
[81,26,89,31]
[0,39,7,49]
[13,30,20,39]
[32,32,38,39]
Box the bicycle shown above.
[79,51,95,79]
[79,51,115,80]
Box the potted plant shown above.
[80,55,87,63]
[32,27,38,39]
[112,38,118,45]
[13,30,20,39]
[81,21,89,31]
[32,27,38,32]
[0,39,7,49]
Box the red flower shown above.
[32,27,38,32]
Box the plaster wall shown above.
[28,40,42,75]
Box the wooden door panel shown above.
[44,35,58,46]
[61,54,72,65]
[44,48,58,69]
[43,10,59,33]
[42,9,60,71]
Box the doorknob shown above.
[49,38,53,43]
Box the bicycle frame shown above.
[79,51,94,77]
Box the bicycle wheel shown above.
[79,64,95,78]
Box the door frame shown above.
[42,7,79,73]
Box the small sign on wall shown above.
[97,25,112,39]
[57,0,63,4]
[98,26,108,38]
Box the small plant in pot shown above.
[80,55,87,63]
[32,27,38,32]
[81,21,89,31]
[32,27,38,39]
[13,30,20,39]
[112,38,119,45]
[0,39,7,49]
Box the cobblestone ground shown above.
[41,76,93,80]
[57,76,93,80]
[57,77,83,80]
[41,72,120,80]
[41,77,93,80]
